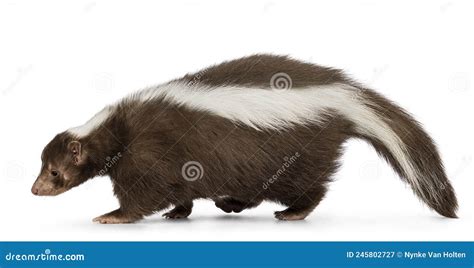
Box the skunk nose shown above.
[31,187,39,195]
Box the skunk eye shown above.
[51,170,59,177]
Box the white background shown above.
[0,0,472,241]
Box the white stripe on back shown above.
[68,81,422,199]
[68,105,114,137]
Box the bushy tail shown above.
[346,87,458,218]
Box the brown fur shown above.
[32,54,457,222]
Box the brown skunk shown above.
[32,54,457,223]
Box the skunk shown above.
[32,54,457,223]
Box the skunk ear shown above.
[68,141,85,165]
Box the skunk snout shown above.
[31,186,39,195]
